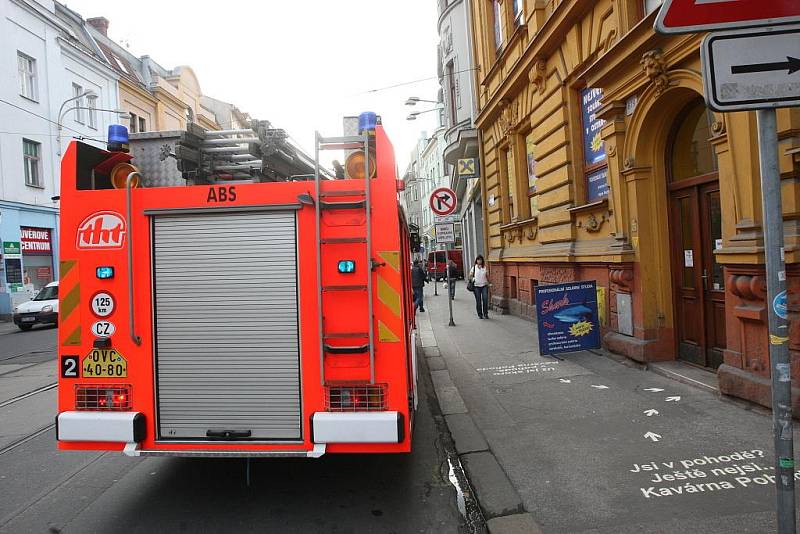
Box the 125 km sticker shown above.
[82,348,127,378]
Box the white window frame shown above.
[23,139,42,188]
[72,83,85,124]
[87,95,98,129]
[512,0,524,26]
[18,52,38,101]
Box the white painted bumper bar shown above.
[57,411,145,443]
[312,411,404,444]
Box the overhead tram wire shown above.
[358,67,481,95]
[0,97,111,143]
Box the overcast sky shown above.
[66,0,442,172]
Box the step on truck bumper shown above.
[56,411,145,443]
[312,411,404,444]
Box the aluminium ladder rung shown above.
[320,200,367,210]
[322,285,368,292]
[320,190,366,198]
[324,332,369,340]
[323,344,370,355]
[320,237,367,244]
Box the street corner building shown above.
[468,1,800,409]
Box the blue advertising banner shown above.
[535,280,601,355]
[581,88,606,167]
[587,167,610,203]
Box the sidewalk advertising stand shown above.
[534,281,601,356]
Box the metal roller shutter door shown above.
[153,210,301,440]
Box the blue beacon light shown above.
[358,112,378,133]
[107,124,129,153]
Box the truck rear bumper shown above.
[57,411,145,443]
[122,442,327,458]
[312,411,404,444]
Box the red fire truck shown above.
[56,113,417,457]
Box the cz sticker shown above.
[91,320,116,338]
[61,355,79,378]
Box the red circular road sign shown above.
[429,187,457,216]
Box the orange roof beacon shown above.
[56,113,418,457]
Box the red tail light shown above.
[76,385,132,411]
[325,383,387,412]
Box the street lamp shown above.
[406,105,444,121]
[405,96,439,106]
[56,92,130,155]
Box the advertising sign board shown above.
[535,281,601,355]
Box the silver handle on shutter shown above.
[126,172,142,346]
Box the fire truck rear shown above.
[56,112,417,457]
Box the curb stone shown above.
[415,310,545,533]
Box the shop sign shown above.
[2,241,21,258]
[535,280,601,355]
[458,158,477,177]
[20,227,52,255]
[587,168,610,203]
[581,88,606,167]
[36,266,52,280]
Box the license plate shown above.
[82,348,128,378]
[20,317,35,322]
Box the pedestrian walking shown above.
[469,255,489,319]
[447,259,458,300]
[411,260,427,312]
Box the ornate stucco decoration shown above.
[640,49,670,96]
[497,99,519,141]
[576,212,608,233]
[711,117,726,137]
[609,268,634,293]
[607,144,617,158]
[528,59,547,95]
[504,225,523,243]
[623,157,635,170]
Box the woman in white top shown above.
[469,255,490,319]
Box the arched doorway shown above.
[667,98,725,369]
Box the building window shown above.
[447,61,457,127]
[525,131,539,216]
[644,0,663,16]
[18,52,38,101]
[72,83,85,124]
[87,95,98,129]
[670,99,718,182]
[512,0,524,27]
[23,139,42,188]
[129,112,138,133]
[580,87,609,202]
[492,0,503,54]
[138,116,146,133]
[501,146,516,222]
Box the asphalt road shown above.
[0,325,471,534]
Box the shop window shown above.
[670,99,718,182]
[17,52,37,101]
[23,139,42,188]
[580,87,609,202]
[21,227,54,291]
[525,131,539,217]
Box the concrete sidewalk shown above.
[420,281,800,534]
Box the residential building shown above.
[468,0,800,409]
[419,126,448,252]
[85,16,220,133]
[0,0,120,317]
[438,0,483,269]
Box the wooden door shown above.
[669,180,726,368]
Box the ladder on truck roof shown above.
[314,132,375,384]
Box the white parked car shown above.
[13,281,59,331]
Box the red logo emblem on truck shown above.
[76,212,126,249]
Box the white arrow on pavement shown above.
[644,409,659,417]
[559,379,571,383]
[665,396,681,402]
[591,384,609,389]
[644,432,662,442]
[643,388,664,392]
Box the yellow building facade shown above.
[469,0,800,408]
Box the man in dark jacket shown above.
[411,260,427,312]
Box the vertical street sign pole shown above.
[433,243,438,296]
[757,107,796,534]
[446,248,455,327]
